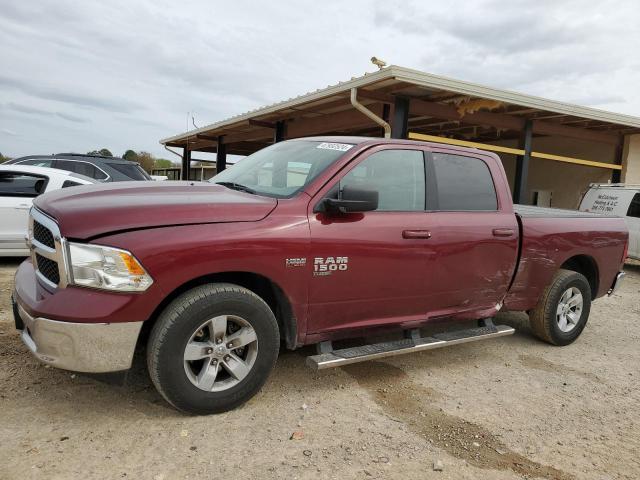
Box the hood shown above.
[34,181,278,239]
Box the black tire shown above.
[528,269,592,346]
[147,283,280,414]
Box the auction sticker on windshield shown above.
[316,142,353,152]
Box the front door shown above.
[0,171,46,252]
[307,146,432,334]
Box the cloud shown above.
[0,76,138,113]
[5,102,88,123]
[0,0,638,159]
[1,128,20,137]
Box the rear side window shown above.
[0,172,48,197]
[62,180,82,188]
[627,193,640,218]
[21,159,53,167]
[431,153,497,211]
[55,160,108,181]
[108,163,151,180]
[340,149,425,211]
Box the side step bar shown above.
[306,324,515,370]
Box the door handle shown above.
[14,204,31,210]
[492,228,515,237]
[402,230,432,239]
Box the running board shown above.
[306,324,515,370]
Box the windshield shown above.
[210,140,353,198]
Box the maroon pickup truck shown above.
[12,137,628,414]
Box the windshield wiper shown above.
[215,181,256,194]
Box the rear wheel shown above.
[528,269,592,346]
[147,283,280,414]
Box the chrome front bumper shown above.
[13,298,143,373]
[608,271,626,296]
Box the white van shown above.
[579,184,640,260]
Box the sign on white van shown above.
[589,193,620,213]
[580,188,636,215]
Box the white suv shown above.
[0,165,95,256]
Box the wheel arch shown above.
[560,254,599,298]
[140,271,299,351]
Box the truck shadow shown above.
[2,309,542,423]
[2,322,539,420]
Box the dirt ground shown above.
[1,258,639,480]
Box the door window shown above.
[21,159,53,167]
[0,172,48,197]
[55,160,107,180]
[627,193,640,218]
[339,150,426,211]
[62,180,83,188]
[431,153,497,211]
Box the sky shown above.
[1,0,639,160]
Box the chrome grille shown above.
[29,208,68,289]
[35,253,60,284]
[33,220,55,248]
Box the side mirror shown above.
[315,186,379,214]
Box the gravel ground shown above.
[1,258,639,480]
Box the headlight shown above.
[67,242,153,292]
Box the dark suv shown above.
[5,153,152,182]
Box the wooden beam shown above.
[513,119,533,204]
[286,104,386,137]
[531,120,619,145]
[356,89,395,104]
[248,119,277,129]
[274,120,286,142]
[408,98,620,145]
[391,96,409,139]
[181,148,191,180]
[216,136,227,172]
[410,100,524,131]
[196,134,219,142]
[408,132,622,170]
[193,127,275,148]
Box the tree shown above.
[88,148,113,157]
[0,152,11,163]
[122,149,138,162]
[154,158,175,169]
[136,151,155,173]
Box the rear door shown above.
[424,151,519,315]
[0,171,49,252]
[307,146,432,334]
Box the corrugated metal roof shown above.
[160,65,640,145]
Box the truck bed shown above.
[505,204,628,311]
[514,204,607,218]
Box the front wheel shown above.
[147,283,280,414]
[528,269,592,346]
